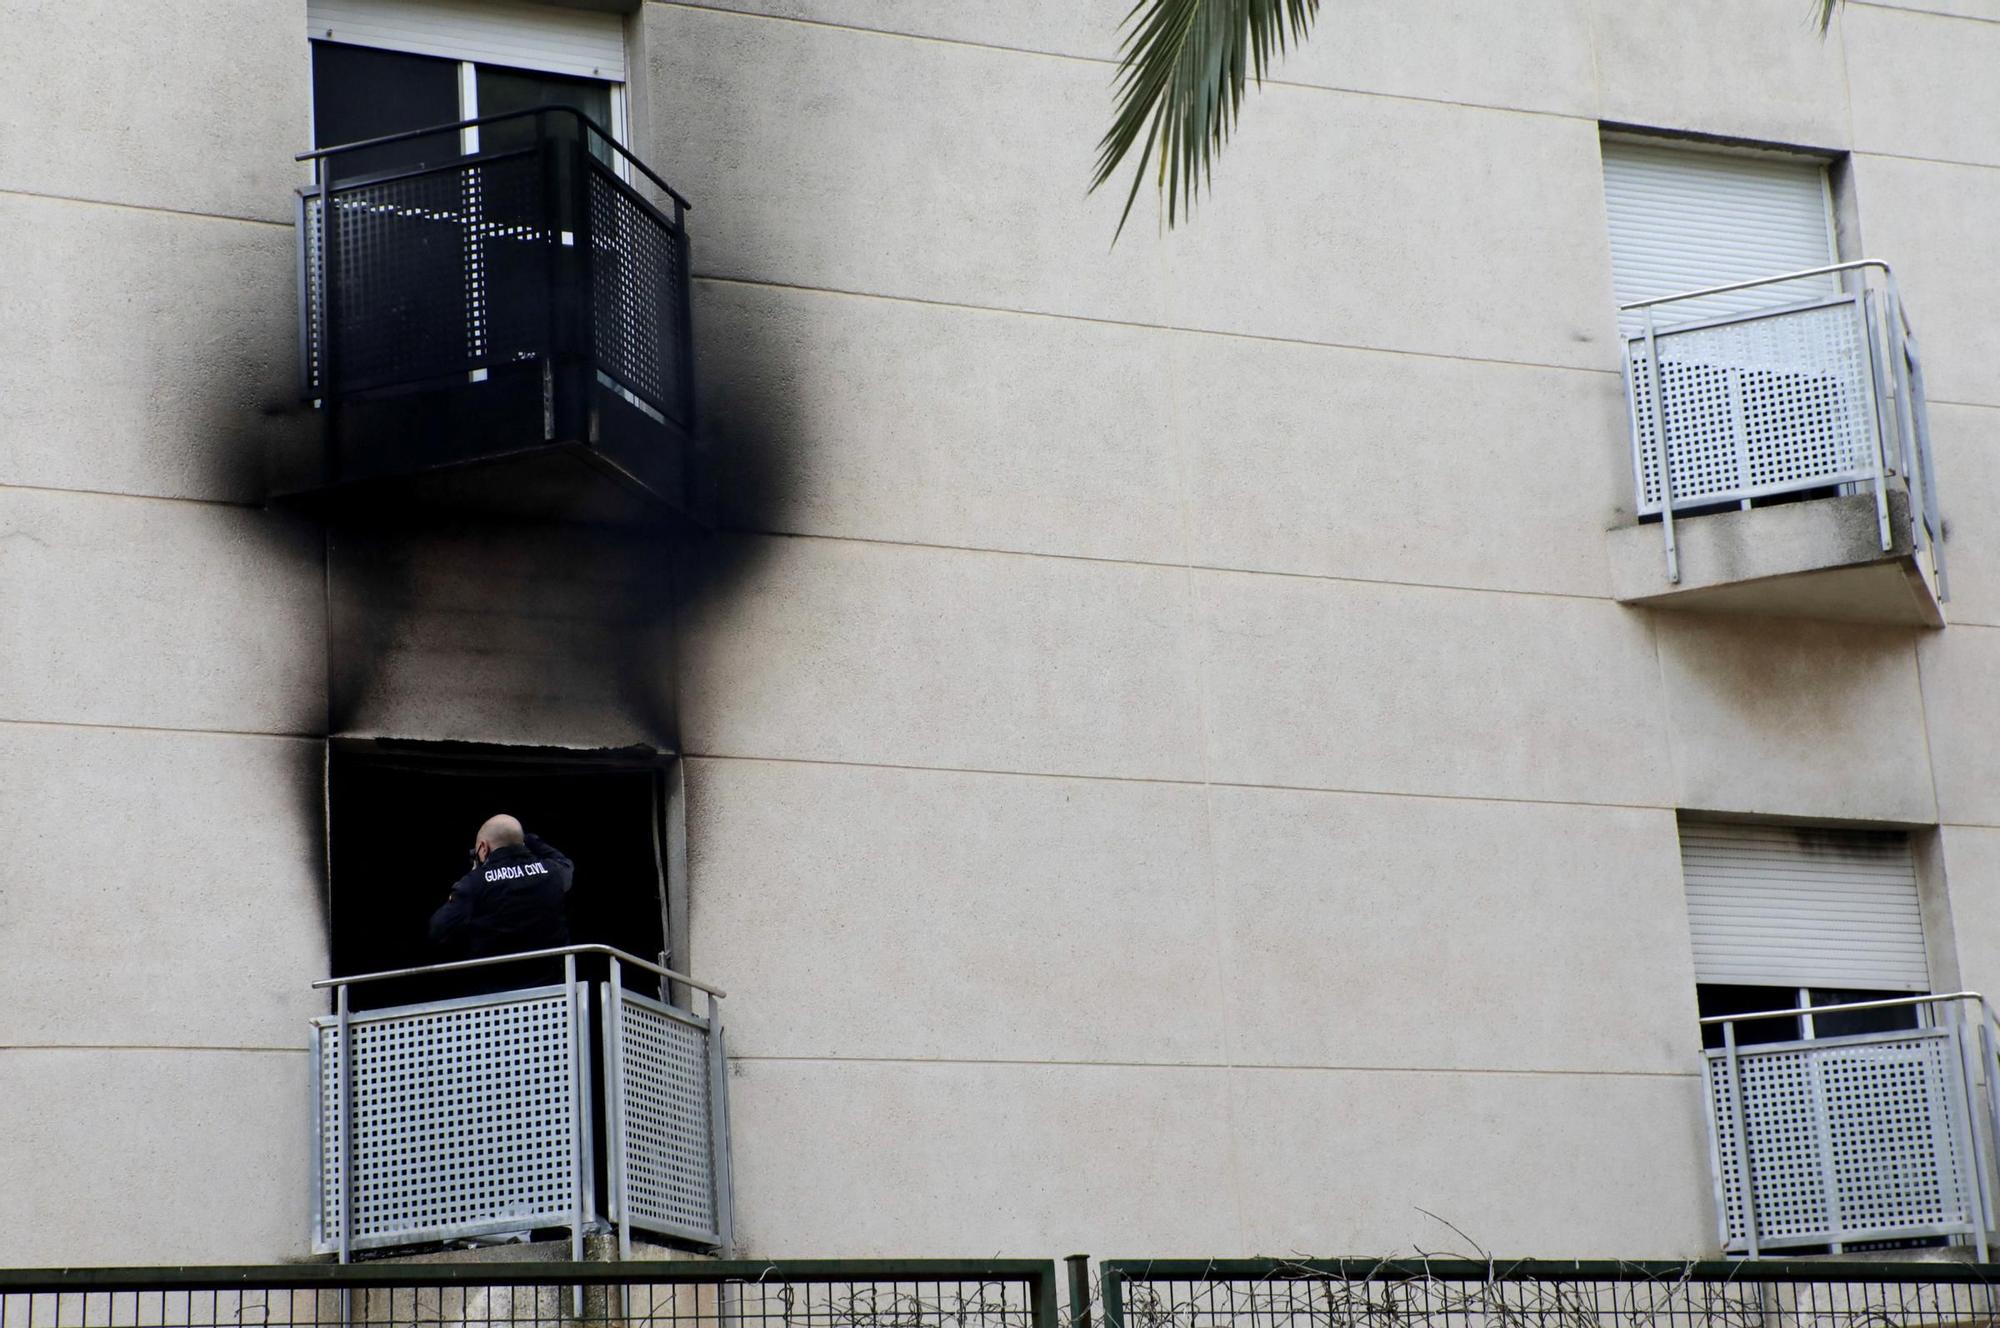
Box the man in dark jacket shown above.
[430,813,574,959]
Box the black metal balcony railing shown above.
[294,107,693,509]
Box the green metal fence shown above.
[0,1260,1057,1328]
[1098,1259,2000,1328]
[11,1257,2000,1328]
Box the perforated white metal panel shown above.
[611,990,719,1244]
[1627,297,1884,514]
[1603,140,1837,338]
[307,0,627,81]
[1682,821,1929,993]
[314,988,579,1253]
[1706,1028,1975,1251]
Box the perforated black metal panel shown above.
[588,166,688,425]
[324,153,549,394]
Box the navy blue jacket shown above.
[429,833,574,960]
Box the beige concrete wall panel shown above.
[1160,97,1618,370]
[1848,155,2000,411]
[0,196,310,503]
[1937,825,2000,1002]
[694,282,1185,563]
[1176,335,1628,596]
[678,537,1206,779]
[1194,573,1672,805]
[1924,403,2000,628]
[662,0,1597,117]
[1209,787,1694,1074]
[723,1058,1241,1255]
[1845,5,2000,169]
[327,523,676,747]
[0,725,325,1047]
[0,0,306,223]
[685,757,1225,1062]
[1276,0,1597,117]
[1227,1066,1715,1257]
[1655,613,1934,823]
[0,490,324,734]
[1591,0,1850,148]
[647,7,1171,325]
[648,0,1127,62]
[0,1049,311,1265]
[1920,627,2000,827]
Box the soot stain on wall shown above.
[311,278,806,749]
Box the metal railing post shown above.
[564,953,585,1315]
[705,991,736,1256]
[1064,1256,1092,1328]
[1852,292,1894,552]
[1030,1261,1060,1328]
[607,956,633,1268]
[1098,1264,1126,1328]
[334,981,353,1267]
[1957,1013,1992,1259]
[1721,1019,1761,1257]
[1641,307,1679,583]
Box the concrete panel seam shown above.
[681,751,1678,815]
[0,717,323,743]
[0,187,291,230]
[692,274,1629,381]
[728,1053,1703,1080]
[0,481,268,512]
[1852,148,2000,178]
[650,0,1599,127]
[0,1044,312,1055]
[686,524,1624,603]
[1851,0,2000,32]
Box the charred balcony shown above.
[287,108,695,521]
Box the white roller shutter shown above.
[307,0,627,81]
[1681,821,1930,992]
[1602,139,1838,335]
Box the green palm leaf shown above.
[1815,0,1841,31]
[1091,0,1319,241]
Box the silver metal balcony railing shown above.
[1622,260,1945,595]
[1701,992,2000,1259]
[311,945,734,1261]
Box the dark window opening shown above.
[1697,983,1922,1051]
[326,742,671,1013]
[311,42,462,182]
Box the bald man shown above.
[429,814,575,960]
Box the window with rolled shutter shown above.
[1680,820,1930,994]
[1601,138,1839,337]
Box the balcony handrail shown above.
[1699,989,1996,1028]
[297,104,691,212]
[1619,258,1898,314]
[312,942,725,998]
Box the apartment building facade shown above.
[4,0,1999,1274]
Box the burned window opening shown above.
[326,741,673,1014]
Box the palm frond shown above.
[1091,0,1319,241]
[1815,0,1842,31]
